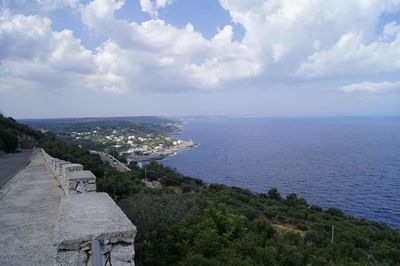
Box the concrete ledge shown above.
[55,193,136,251]
[67,170,96,181]
[62,164,84,179]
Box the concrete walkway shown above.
[0,150,64,265]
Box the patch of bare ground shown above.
[272,223,306,237]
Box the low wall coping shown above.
[55,161,71,168]
[67,170,96,181]
[50,158,65,165]
[62,163,83,170]
[54,193,136,251]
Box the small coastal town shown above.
[24,117,196,164]
[71,126,195,163]
[71,128,195,163]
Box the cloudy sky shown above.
[1,0,400,118]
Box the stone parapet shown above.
[66,170,96,195]
[40,149,136,265]
[62,163,84,179]
[54,193,136,266]
[55,161,72,177]
[41,150,93,195]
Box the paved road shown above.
[90,151,131,173]
[0,149,33,188]
[0,150,64,265]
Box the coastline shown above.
[127,140,196,163]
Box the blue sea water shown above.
[162,117,400,228]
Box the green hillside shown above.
[0,114,41,153]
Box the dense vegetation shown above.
[0,114,40,153]
[38,133,400,266]
[22,116,179,134]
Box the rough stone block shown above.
[85,183,96,192]
[55,250,79,266]
[67,170,97,193]
[78,250,88,265]
[67,170,96,181]
[111,260,134,266]
[111,244,135,262]
[76,183,85,193]
[102,244,112,254]
[54,193,136,251]
[68,180,78,190]
[68,190,78,195]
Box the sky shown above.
[0,0,400,119]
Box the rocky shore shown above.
[128,140,196,163]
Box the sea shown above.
[162,117,400,228]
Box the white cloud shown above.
[0,12,123,93]
[271,43,287,63]
[383,21,400,38]
[220,0,400,80]
[2,0,400,95]
[139,0,174,18]
[340,81,400,93]
[0,12,53,60]
[80,0,260,91]
[296,31,400,79]
[37,0,78,11]
[212,25,234,46]
[1,0,78,13]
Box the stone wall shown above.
[54,193,136,266]
[67,170,96,195]
[42,151,94,195]
[41,149,136,266]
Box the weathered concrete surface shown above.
[67,170,96,181]
[55,193,136,251]
[0,150,64,266]
[61,163,83,179]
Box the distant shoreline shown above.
[127,140,196,163]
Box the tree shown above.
[0,139,5,152]
[0,128,18,152]
[326,208,344,217]
[248,218,275,239]
[286,193,308,207]
[268,187,282,200]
